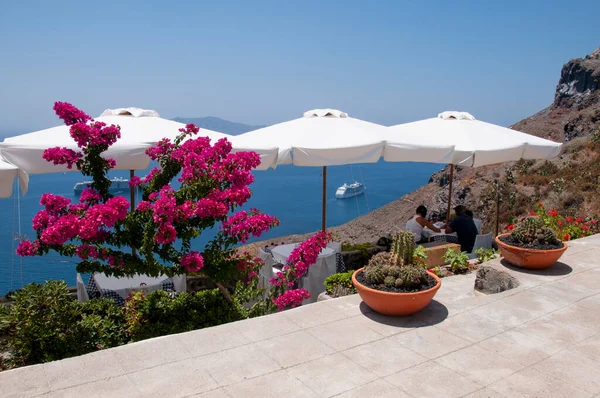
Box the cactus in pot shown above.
[511,216,559,246]
[363,230,429,288]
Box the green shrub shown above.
[341,242,374,254]
[443,249,469,273]
[0,281,127,366]
[124,289,246,341]
[475,248,499,264]
[324,271,356,297]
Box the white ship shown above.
[73,177,130,195]
[335,182,366,199]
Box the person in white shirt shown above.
[405,205,442,243]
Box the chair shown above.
[473,219,483,234]
[76,273,89,302]
[327,242,346,272]
[468,233,493,259]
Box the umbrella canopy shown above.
[231,109,457,230]
[388,111,562,167]
[0,108,232,175]
[389,111,563,227]
[0,157,28,197]
[230,109,388,169]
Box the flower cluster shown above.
[42,147,83,169]
[180,251,204,272]
[221,209,280,243]
[272,289,311,311]
[268,231,333,310]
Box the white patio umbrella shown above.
[388,111,563,226]
[0,157,28,198]
[231,109,456,231]
[0,108,231,176]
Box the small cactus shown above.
[365,264,385,284]
[384,276,396,288]
[398,265,428,288]
[395,277,404,288]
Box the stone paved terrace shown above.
[3,235,600,397]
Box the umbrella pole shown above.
[130,170,136,256]
[129,170,135,213]
[445,164,454,224]
[322,166,327,232]
[495,179,500,236]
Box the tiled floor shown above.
[2,234,600,397]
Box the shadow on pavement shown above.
[500,259,573,276]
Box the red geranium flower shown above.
[507,224,514,230]
[563,233,570,241]
[576,217,583,223]
[530,211,536,216]
[566,217,573,222]
[538,202,543,207]
[557,221,563,226]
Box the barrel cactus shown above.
[398,265,428,288]
[384,275,396,288]
[365,264,385,284]
[511,216,559,245]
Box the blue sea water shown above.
[0,161,441,294]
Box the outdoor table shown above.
[270,243,337,304]
[423,224,459,244]
[86,273,185,306]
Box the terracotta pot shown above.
[495,233,567,270]
[352,268,441,316]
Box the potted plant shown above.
[352,230,441,316]
[496,216,567,269]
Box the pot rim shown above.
[352,267,441,298]
[496,233,568,254]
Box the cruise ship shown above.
[335,182,366,199]
[73,177,130,195]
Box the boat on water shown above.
[73,177,130,195]
[335,182,366,199]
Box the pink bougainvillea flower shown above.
[16,240,39,257]
[272,289,310,311]
[180,251,204,272]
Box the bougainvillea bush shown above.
[16,102,331,315]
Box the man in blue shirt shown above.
[445,205,478,253]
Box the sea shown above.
[0,160,442,295]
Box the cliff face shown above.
[513,47,600,143]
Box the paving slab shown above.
[385,360,483,398]
[532,350,600,394]
[476,329,561,366]
[488,367,593,398]
[222,370,319,398]
[341,337,427,377]
[289,353,378,397]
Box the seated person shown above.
[466,209,474,218]
[405,205,441,243]
[444,205,478,252]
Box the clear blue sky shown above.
[1,0,599,133]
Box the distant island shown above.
[172,116,264,136]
